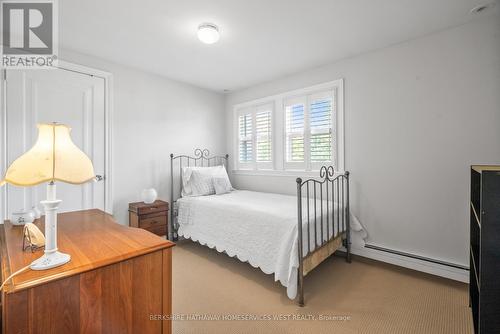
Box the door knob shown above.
[95,175,104,182]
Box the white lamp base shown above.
[30,182,71,271]
[30,251,71,270]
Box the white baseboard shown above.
[350,245,469,283]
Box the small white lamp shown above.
[0,123,95,270]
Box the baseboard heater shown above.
[364,244,469,271]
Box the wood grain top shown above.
[0,209,174,293]
[128,200,169,210]
[471,165,500,173]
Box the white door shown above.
[4,68,106,217]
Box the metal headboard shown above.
[169,148,229,240]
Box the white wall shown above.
[225,15,500,268]
[59,50,226,226]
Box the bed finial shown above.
[170,153,174,158]
[296,177,302,184]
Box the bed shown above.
[169,149,357,306]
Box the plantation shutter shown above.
[309,97,333,163]
[255,108,272,162]
[236,103,274,169]
[284,91,334,170]
[285,99,306,165]
[238,113,252,163]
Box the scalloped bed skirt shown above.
[177,190,362,300]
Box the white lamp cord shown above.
[0,265,31,291]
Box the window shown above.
[234,79,344,173]
[236,103,273,169]
[285,100,305,163]
[284,91,334,170]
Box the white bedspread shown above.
[177,190,362,300]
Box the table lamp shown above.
[0,123,95,270]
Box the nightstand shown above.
[129,200,169,237]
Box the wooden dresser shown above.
[0,209,175,334]
[129,200,169,237]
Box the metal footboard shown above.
[296,166,351,306]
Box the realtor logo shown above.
[1,0,58,68]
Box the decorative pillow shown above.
[213,177,232,195]
[181,166,218,197]
[181,165,232,197]
[190,170,216,196]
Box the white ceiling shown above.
[60,0,495,92]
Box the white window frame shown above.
[233,79,344,175]
[283,95,307,170]
[234,102,274,171]
[309,90,335,171]
[236,107,254,169]
[284,90,337,171]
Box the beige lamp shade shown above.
[0,123,95,186]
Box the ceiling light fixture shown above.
[197,23,220,44]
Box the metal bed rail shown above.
[296,166,350,306]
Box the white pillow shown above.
[213,177,232,195]
[181,165,232,197]
[190,170,216,196]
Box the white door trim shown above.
[0,60,114,219]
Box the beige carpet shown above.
[172,240,472,334]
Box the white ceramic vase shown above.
[141,188,158,204]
